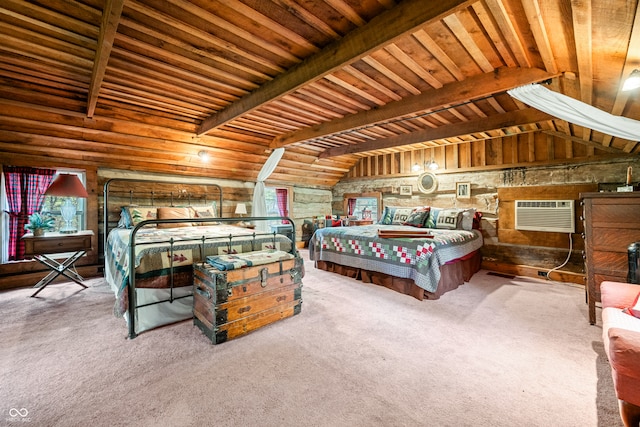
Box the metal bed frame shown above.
[103,178,297,339]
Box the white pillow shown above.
[459,208,476,231]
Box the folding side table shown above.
[22,230,93,297]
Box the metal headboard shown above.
[102,177,223,256]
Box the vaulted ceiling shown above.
[0,0,639,188]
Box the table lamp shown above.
[44,174,89,233]
[235,203,247,217]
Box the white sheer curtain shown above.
[507,84,640,141]
[251,148,284,232]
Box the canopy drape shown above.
[251,148,284,232]
[507,84,640,141]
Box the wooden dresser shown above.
[581,192,640,324]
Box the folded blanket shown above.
[206,249,294,271]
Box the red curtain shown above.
[348,198,356,216]
[275,188,289,224]
[4,166,56,260]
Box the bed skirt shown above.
[315,250,481,300]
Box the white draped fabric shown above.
[507,84,640,141]
[251,148,284,232]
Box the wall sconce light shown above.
[622,69,640,91]
[44,174,89,233]
[198,150,210,161]
[412,159,439,172]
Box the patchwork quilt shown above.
[206,249,294,271]
[309,224,483,293]
[105,224,292,316]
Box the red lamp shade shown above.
[44,174,89,198]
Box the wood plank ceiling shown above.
[0,0,639,188]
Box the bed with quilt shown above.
[309,206,483,300]
[103,178,296,338]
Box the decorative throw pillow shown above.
[125,206,157,227]
[378,206,396,225]
[435,209,462,230]
[473,211,483,230]
[391,207,415,225]
[118,207,132,228]
[402,207,431,228]
[190,205,218,225]
[157,206,193,228]
[191,207,216,218]
[458,208,476,231]
[425,207,441,228]
[624,292,640,319]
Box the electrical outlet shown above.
[538,270,547,277]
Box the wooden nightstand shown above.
[22,230,93,297]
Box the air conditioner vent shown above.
[515,200,575,233]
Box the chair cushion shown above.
[603,308,640,381]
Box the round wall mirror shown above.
[417,171,438,194]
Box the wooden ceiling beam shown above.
[603,1,640,147]
[570,0,593,141]
[521,0,557,74]
[272,67,557,148]
[196,0,473,136]
[319,108,554,158]
[87,0,124,118]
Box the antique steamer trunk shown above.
[193,256,303,344]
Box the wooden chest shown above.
[193,257,303,344]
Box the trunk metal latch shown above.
[260,267,268,287]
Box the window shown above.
[1,168,86,263]
[264,186,291,223]
[40,171,87,233]
[343,192,382,222]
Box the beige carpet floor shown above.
[0,250,621,426]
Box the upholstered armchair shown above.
[601,281,640,426]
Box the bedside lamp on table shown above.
[235,203,253,228]
[235,203,247,217]
[44,174,89,234]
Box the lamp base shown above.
[60,198,78,234]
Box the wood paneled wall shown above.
[334,156,640,284]
[497,184,597,250]
[345,132,613,179]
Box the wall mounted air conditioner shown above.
[515,200,575,233]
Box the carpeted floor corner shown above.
[0,250,621,426]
